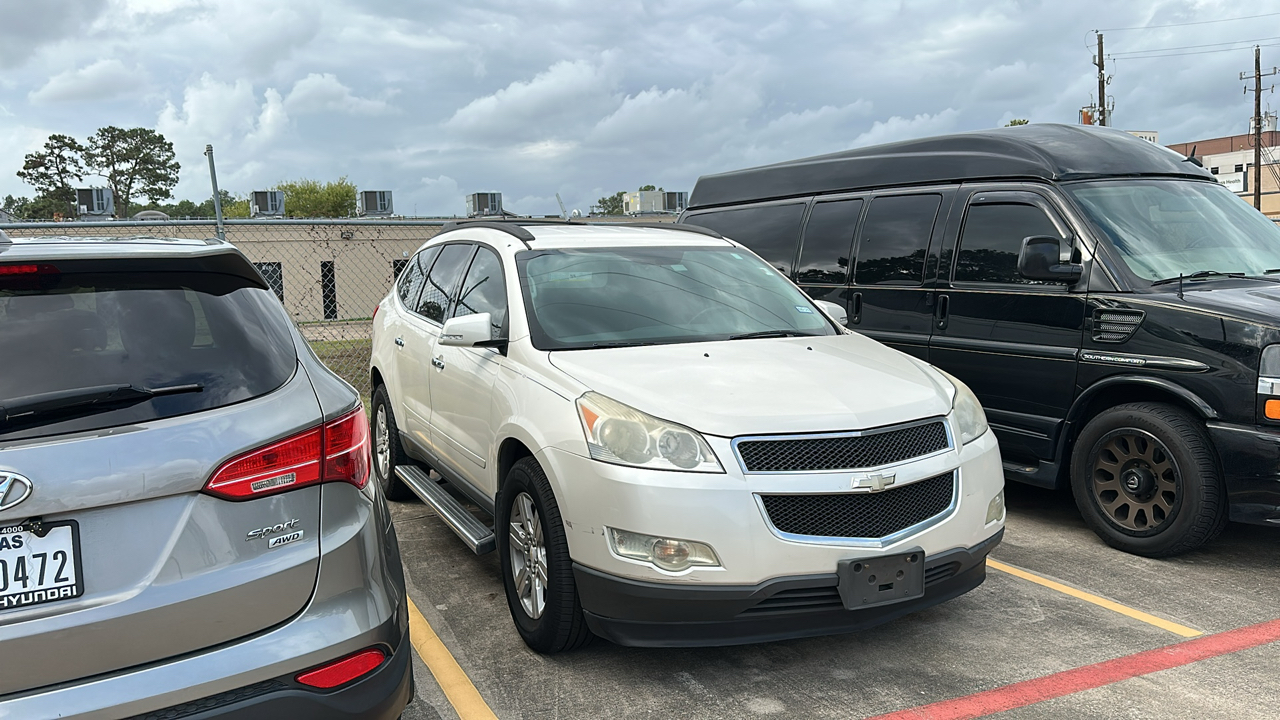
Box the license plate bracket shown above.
[0,519,84,613]
[836,548,925,610]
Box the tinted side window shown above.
[416,244,473,323]
[452,247,508,340]
[798,199,862,284]
[955,203,1063,284]
[397,248,433,308]
[854,194,942,286]
[684,204,805,275]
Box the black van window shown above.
[955,203,1063,284]
[853,194,941,286]
[416,244,473,323]
[452,246,508,340]
[797,199,862,284]
[683,204,805,275]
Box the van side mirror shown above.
[1018,236,1082,283]
[439,312,505,348]
[814,300,848,326]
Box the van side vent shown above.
[1092,308,1144,343]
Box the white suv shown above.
[369,220,1005,652]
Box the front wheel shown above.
[1070,402,1226,557]
[497,457,592,653]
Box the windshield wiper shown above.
[1150,270,1245,286]
[727,330,817,340]
[0,383,204,426]
[578,341,661,349]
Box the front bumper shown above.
[541,425,1005,586]
[1206,421,1280,525]
[576,529,1002,647]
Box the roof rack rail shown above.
[438,220,538,243]
[613,221,723,239]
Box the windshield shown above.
[518,246,836,349]
[1067,178,1280,281]
[1,262,297,439]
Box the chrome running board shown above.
[395,465,495,555]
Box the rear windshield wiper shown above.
[1150,270,1245,286]
[727,330,817,340]
[0,383,204,426]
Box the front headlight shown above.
[938,370,989,444]
[576,392,724,473]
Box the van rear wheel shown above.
[1070,402,1226,557]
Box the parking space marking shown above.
[406,597,499,720]
[866,617,1280,720]
[986,558,1202,637]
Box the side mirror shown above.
[1018,236,1082,283]
[814,300,848,326]
[439,312,503,348]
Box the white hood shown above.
[548,333,954,437]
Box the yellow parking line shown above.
[987,558,1202,638]
[406,597,499,720]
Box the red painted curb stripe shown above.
[867,618,1280,720]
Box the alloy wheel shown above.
[375,405,390,481]
[508,492,548,620]
[1090,428,1180,533]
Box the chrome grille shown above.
[736,421,949,473]
[759,471,955,539]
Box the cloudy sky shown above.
[1,0,1277,216]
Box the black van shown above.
[680,123,1280,557]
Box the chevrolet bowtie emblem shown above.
[852,472,896,493]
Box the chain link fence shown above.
[0,218,446,402]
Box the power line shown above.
[1100,12,1280,32]
[1112,35,1280,56]
[1112,43,1280,61]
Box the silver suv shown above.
[0,235,411,718]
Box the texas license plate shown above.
[836,548,926,610]
[0,520,83,612]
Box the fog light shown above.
[986,490,1006,524]
[607,528,720,572]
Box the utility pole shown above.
[1241,46,1277,210]
[1095,33,1107,127]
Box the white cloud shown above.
[444,59,619,141]
[284,73,390,116]
[850,110,962,149]
[29,59,140,104]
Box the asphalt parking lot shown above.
[392,482,1280,719]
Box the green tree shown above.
[16,134,85,218]
[276,177,357,218]
[639,184,656,191]
[1005,118,1030,126]
[595,191,625,215]
[2,194,30,217]
[85,126,181,218]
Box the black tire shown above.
[371,385,414,501]
[496,457,592,653]
[1070,402,1226,557]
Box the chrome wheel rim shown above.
[508,492,547,620]
[1091,428,1179,533]
[375,405,390,481]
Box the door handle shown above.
[935,294,950,331]
[431,356,445,370]
[851,292,863,325]
[394,337,405,347]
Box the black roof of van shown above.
[686,124,1214,210]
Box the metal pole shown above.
[204,144,226,241]
[1097,33,1106,127]
[1256,47,1264,210]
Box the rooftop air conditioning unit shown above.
[76,187,114,217]
[663,191,688,213]
[359,190,393,216]
[251,190,285,217]
[466,192,503,217]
